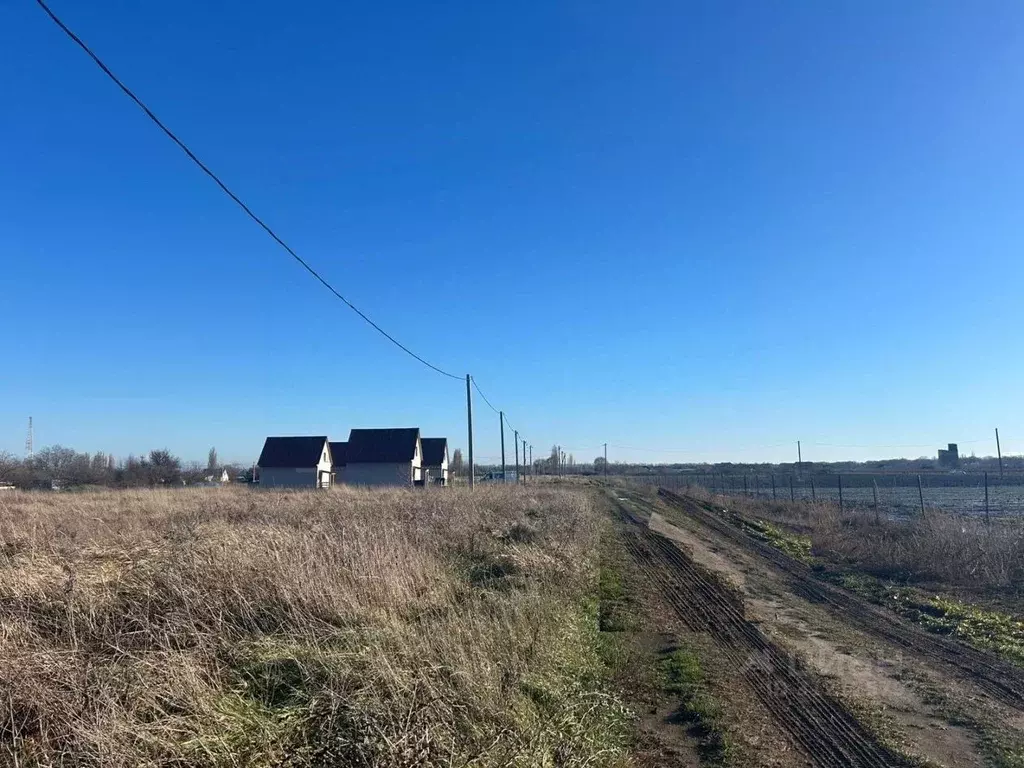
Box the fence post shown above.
[811,477,816,501]
[872,479,880,524]
[917,475,925,517]
[985,471,990,524]
[838,474,844,513]
[771,473,777,500]
[790,475,795,502]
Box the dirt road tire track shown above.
[655,488,1024,712]
[610,492,914,768]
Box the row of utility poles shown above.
[464,373,608,486]
[463,375,611,486]
[497,409,530,485]
[464,374,532,487]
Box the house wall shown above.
[424,463,448,485]
[259,467,319,488]
[316,447,332,488]
[261,442,333,489]
[412,440,423,476]
[345,462,414,487]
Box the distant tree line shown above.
[0,445,250,490]
[482,450,1024,477]
[533,453,1024,477]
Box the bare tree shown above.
[148,449,182,485]
[0,452,23,485]
[547,445,560,475]
[33,446,79,488]
[207,447,218,472]
[450,449,464,478]
[182,461,206,485]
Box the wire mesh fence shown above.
[619,471,1024,518]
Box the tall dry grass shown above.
[692,489,1024,592]
[0,486,628,767]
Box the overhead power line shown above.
[472,378,529,443]
[38,0,542,470]
[471,378,501,416]
[35,0,461,382]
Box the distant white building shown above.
[344,428,422,487]
[421,437,449,486]
[256,436,332,489]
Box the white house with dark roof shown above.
[257,436,332,489]
[343,428,422,487]
[420,437,449,486]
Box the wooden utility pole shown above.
[771,474,776,500]
[797,440,802,475]
[514,430,520,483]
[603,443,608,476]
[838,474,844,513]
[466,375,474,488]
[996,428,1004,478]
[529,445,532,473]
[500,411,506,484]
[917,475,925,517]
[523,439,527,484]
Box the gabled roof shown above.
[257,436,329,468]
[329,441,348,467]
[347,428,420,463]
[421,437,448,466]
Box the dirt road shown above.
[609,485,1024,767]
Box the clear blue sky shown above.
[2,1,1023,466]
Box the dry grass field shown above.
[0,486,630,767]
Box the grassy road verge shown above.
[683,488,1024,669]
